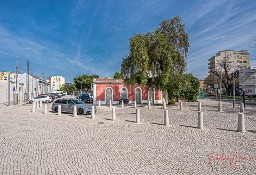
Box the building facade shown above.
[92,78,162,105]
[239,69,256,96]
[0,73,50,104]
[208,50,250,74]
[49,76,65,92]
[0,72,21,82]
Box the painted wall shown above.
[94,79,162,104]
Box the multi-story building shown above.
[49,76,65,92]
[208,50,250,74]
[0,73,50,104]
[0,72,21,82]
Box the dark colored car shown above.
[79,94,91,103]
[119,98,129,104]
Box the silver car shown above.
[51,98,96,115]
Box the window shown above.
[55,100,61,103]
[61,100,68,104]
[72,99,84,104]
[243,61,246,63]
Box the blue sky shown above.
[0,0,256,82]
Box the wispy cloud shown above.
[185,0,230,27]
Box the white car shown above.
[29,95,52,103]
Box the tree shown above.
[113,72,123,79]
[179,74,200,102]
[59,84,77,92]
[204,73,219,88]
[209,57,236,96]
[73,74,99,92]
[121,16,190,102]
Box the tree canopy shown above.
[73,74,99,92]
[113,72,123,79]
[59,84,77,92]
[121,16,194,102]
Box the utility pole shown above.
[31,69,34,98]
[8,72,10,106]
[15,58,19,104]
[27,59,30,102]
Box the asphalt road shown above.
[204,96,256,106]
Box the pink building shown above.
[92,78,162,105]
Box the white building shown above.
[49,76,65,92]
[0,73,50,104]
[208,50,250,74]
[239,69,256,96]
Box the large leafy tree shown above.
[59,84,77,92]
[179,74,200,102]
[121,16,191,102]
[73,74,99,92]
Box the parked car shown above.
[119,98,129,104]
[29,95,52,103]
[49,93,61,99]
[78,93,91,103]
[51,98,96,115]
[47,94,56,102]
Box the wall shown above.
[94,82,162,104]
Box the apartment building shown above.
[0,72,21,82]
[49,75,65,92]
[208,50,250,74]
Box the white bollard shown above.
[148,100,151,109]
[91,106,95,119]
[218,102,223,112]
[240,103,244,113]
[73,105,77,117]
[109,100,112,107]
[44,104,48,114]
[98,100,101,107]
[237,113,245,132]
[121,100,124,108]
[180,102,183,110]
[40,100,42,108]
[164,110,170,127]
[36,100,39,109]
[136,108,140,124]
[198,111,203,129]
[134,101,137,108]
[32,101,36,113]
[112,107,116,121]
[163,100,166,110]
[198,101,201,111]
[58,105,61,116]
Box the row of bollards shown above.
[32,100,46,113]
[31,99,246,132]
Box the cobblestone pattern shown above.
[0,99,255,175]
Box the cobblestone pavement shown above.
[0,99,255,175]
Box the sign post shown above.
[214,84,218,99]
